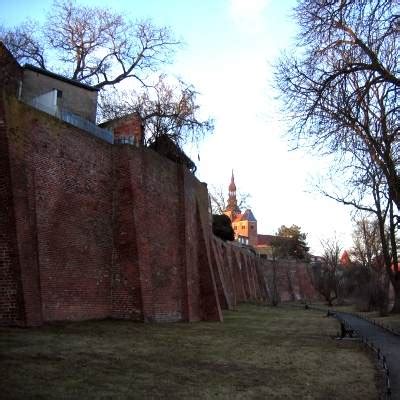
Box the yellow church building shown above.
[223,172,258,247]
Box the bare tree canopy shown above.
[276,0,400,210]
[276,0,400,312]
[1,1,213,148]
[311,237,343,306]
[99,75,213,146]
[351,218,383,269]
[208,184,251,215]
[0,0,178,89]
[0,21,46,69]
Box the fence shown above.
[24,98,114,144]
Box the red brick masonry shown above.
[0,93,317,327]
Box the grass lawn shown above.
[369,313,400,332]
[0,304,379,399]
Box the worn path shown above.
[331,311,400,400]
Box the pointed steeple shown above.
[229,170,236,195]
[225,170,241,217]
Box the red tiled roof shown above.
[232,214,243,222]
[257,234,291,246]
[257,234,276,246]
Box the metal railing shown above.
[323,308,392,400]
[24,98,114,144]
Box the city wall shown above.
[0,91,318,328]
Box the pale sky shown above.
[0,0,355,255]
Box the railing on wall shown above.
[24,98,114,144]
[59,109,113,144]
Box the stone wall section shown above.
[0,94,318,327]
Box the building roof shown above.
[240,209,256,222]
[257,234,291,246]
[24,64,99,92]
[99,112,143,129]
[257,234,276,246]
[232,213,243,222]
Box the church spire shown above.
[225,170,241,217]
[229,170,236,195]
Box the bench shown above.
[340,322,355,338]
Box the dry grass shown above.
[0,304,379,399]
[355,311,400,332]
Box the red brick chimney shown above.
[102,113,144,146]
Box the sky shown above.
[0,0,356,255]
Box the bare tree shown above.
[1,0,178,89]
[352,218,382,270]
[99,75,213,147]
[1,2,213,149]
[312,237,343,306]
[318,149,400,312]
[275,0,400,211]
[208,184,251,215]
[0,22,46,69]
[350,217,390,313]
[276,0,400,312]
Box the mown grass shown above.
[0,304,379,399]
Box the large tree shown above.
[272,225,309,260]
[0,0,178,89]
[99,75,213,147]
[318,147,399,312]
[276,0,400,312]
[1,1,213,148]
[276,0,400,211]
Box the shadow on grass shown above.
[0,304,379,400]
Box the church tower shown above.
[224,170,241,221]
[223,171,258,247]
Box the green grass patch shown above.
[0,304,379,399]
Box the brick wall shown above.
[260,259,319,303]
[1,93,276,327]
[0,96,225,326]
[0,97,26,326]
[4,98,113,323]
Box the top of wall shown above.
[0,42,23,96]
[24,64,99,92]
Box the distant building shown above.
[223,171,258,246]
[21,64,99,123]
[222,172,299,259]
[0,42,146,146]
[256,234,278,259]
[100,113,144,146]
[340,250,352,266]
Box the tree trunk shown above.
[391,279,400,314]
